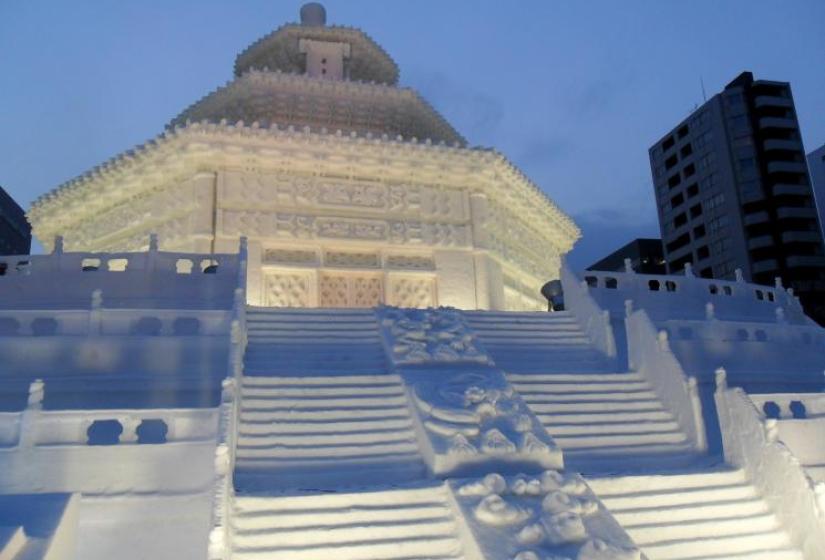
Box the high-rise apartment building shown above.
[808,143,825,238]
[0,187,31,256]
[649,72,825,325]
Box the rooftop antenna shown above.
[700,76,708,103]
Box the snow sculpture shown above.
[377,306,494,365]
[406,369,561,475]
[450,471,640,560]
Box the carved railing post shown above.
[120,416,140,444]
[705,302,715,321]
[89,289,103,335]
[623,258,634,274]
[20,379,44,447]
[147,233,159,272]
[685,376,707,452]
[657,329,670,352]
[602,310,617,358]
[715,367,728,394]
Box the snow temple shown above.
[3,4,825,560]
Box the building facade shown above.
[26,5,578,312]
[649,72,825,324]
[0,187,31,256]
[808,143,825,238]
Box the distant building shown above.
[808,143,825,237]
[0,187,31,256]
[587,238,666,274]
[649,71,825,324]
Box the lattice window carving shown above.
[319,273,383,308]
[388,276,436,309]
[353,276,383,307]
[264,272,312,307]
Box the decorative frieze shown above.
[263,248,318,266]
[221,210,469,248]
[324,250,380,269]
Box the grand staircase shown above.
[464,310,615,373]
[587,470,803,560]
[508,371,697,471]
[463,310,806,560]
[235,308,425,492]
[231,484,466,560]
[234,373,426,491]
[243,308,388,376]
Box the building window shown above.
[697,246,710,260]
[677,124,690,139]
[680,143,693,157]
[671,193,685,208]
[690,204,703,218]
[668,174,682,188]
[687,183,699,198]
[674,213,687,228]
[683,163,696,178]
[662,136,675,151]
[693,224,706,239]
[665,154,679,169]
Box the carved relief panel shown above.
[319,273,383,308]
[387,275,437,309]
[263,271,313,307]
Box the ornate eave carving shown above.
[29,122,580,256]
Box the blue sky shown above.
[1,1,823,267]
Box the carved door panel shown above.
[319,273,383,308]
[263,272,312,307]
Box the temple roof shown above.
[169,69,465,146]
[234,5,399,85]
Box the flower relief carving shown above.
[451,471,641,560]
[377,307,491,365]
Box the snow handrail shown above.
[625,305,707,452]
[208,237,248,560]
[715,369,825,557]
[560,262,616,359]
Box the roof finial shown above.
[300,3,326,26]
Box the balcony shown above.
[786,255,825,268]
[781,231,824,244]
[744,211,770,226]
[767,161,808,174]
[754,95,794,109]
[777,207,817,220]
[759,117,796,130]
[773,183,810,196]
[751,259,779,275]
[747,235,774,250]
[763,138,802,152]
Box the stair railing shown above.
[714,368,825,558]
[625,302,707,453]
[560,261,617,359]
[208,237,248,560]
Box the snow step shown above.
[586,469,804,560]
[231,484,465,560]
[234,374,425,491]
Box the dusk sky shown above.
[1,1,823,268]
